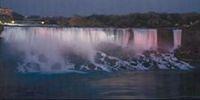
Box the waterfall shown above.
[173,30,182,49]
[0,27,191,73]
[133,29,157,51]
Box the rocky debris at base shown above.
[17,50,194,73]
[90,51,193,71]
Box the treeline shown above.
[42,12,200,28]
[0,12,24,23]
[1,10,200,28]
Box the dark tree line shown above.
[1,10,200,28]
[63,12,200,28]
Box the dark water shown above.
[0,70,200,99]
[0,27,200,99]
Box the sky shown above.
[1,0,200,17]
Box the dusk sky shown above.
[1,0,200,17]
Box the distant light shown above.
[175,23,178,26]
[11,20,15,24]
[41,21,45,24]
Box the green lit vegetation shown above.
[0,25,3,33]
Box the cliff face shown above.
[174,29,200,68]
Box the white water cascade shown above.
[173,29,182,49]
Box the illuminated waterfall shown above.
[173,30,182,49]
[1,27,189,73]
[134,29,157,50]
